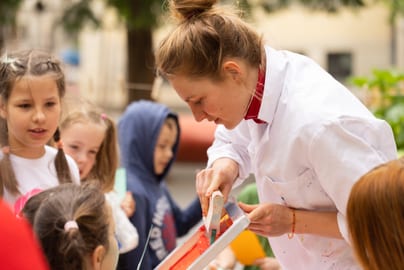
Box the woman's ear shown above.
[222,61,242,82]
[91,245,106,270]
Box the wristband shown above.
[288,208,296,239]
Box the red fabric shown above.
[0,199,49,270]
[177,114,216,162]
[244,68,266,124]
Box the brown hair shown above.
[347,157,404,270]
[0,50,72,197]
[155,0,263,80]
[23,182,111,270]
[60,100,119,192]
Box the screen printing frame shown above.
[155,200,250,270]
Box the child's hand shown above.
[120,191,136,217]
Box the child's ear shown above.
[91,245,106,270]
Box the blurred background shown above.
[1,0,403,227]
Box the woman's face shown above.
[168,61,254,130]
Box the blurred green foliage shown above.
[0,0,22,25]
[350,69,404,150]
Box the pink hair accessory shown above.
[64,220,79,231]
[14,188,43,218]
[2,146,10,155]
[100,113,107,120]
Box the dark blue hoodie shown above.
[117,100,202,270]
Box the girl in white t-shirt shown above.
[60,99,139,254]
[0,50,80,206]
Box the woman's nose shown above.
[190,106,206,122]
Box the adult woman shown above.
[155,0,397,269]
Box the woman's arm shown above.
[240,202,342,239]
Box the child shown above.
[347,157,404,270]
[0,198,49,270]
[0,50,80,206]
[117,100,202,270]
[22,182,119,270]
[59,99,139,253]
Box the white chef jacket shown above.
[207,46,397,270]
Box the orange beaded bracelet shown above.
[288,208,296,239]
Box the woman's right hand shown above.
[196,158,239,217]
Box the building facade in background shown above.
[6,1,404,110]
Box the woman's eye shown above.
[194,99,203,105]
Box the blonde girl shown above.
[60,100,138,253]
[0,50,80,205]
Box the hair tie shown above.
[100,113,107,120]
[64,220,79,231]
[55,140,64,149]
[2,146,10,155]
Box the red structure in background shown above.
[177,114,216,163]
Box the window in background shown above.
[327,52,352,82]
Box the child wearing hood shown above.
[117,100,202,270]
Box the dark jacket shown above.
[117,100,202,270]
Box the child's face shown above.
[154,122,177,175]
[0,75,61,158]
[61,122,105,180]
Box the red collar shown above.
[244,68,266,124]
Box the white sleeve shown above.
[105,192,139,253]
[207,123,253,182]
[308,117,396,242]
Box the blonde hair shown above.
[60,100,119,192]
[0,50,72,196]
[347,157,404,270]
[155,0,263,80]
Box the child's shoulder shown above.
[44,145,58,155]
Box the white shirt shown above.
[207,46,397,269]
[2,145,80,205]
[105,190,139,253]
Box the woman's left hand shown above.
[239,202,294,237]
